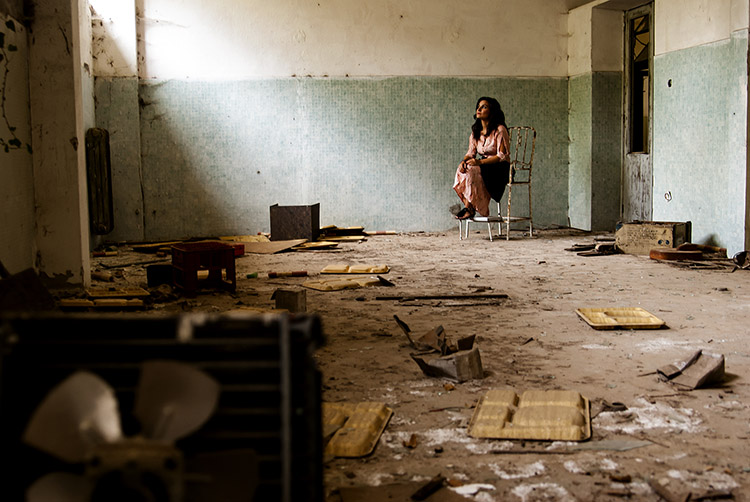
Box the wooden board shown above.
[86,287,150,298]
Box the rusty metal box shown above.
[270,203,320,241]
[615,221,691,255]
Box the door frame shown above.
[621,3,654,221]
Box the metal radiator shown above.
[85,128,114,235]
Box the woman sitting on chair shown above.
[453,97,511,220]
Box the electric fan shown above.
[22,360,258,502]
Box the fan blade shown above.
[184,449,259,502]
[23,372,123,463]
[134,360,220,441]
[26,472,93,502]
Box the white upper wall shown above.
[93,0,570,79]
[90,0,138,77]
[568,1,623,76]
[655,0,749,55]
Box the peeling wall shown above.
[28,0,91,286]
[0,13,35,273]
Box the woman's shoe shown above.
[456,207,475,220]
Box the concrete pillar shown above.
[28,0,90,287]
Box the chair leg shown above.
[528,183,533,237]
[487,223,493,242]
[508,187,513,241]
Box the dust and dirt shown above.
[86,228,750,501]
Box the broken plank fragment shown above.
[376,293,508,301]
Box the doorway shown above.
[622,4,653,222]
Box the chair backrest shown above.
[508,126,536,184]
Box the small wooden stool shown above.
[171,241,236,295]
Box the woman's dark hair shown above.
[471,96,507,140]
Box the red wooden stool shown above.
[171,241,236,295]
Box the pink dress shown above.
[453,126,510,217]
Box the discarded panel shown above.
[468,389,591,441]
[320,264,390,274]
[411,346,484,382]
[270,203,320,241]
[657,350,725,389]
[575,307,665,330]
[323,402,393,458]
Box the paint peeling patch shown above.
[489,460,545,479]
[511,482,574,502]
[39,270,77,288]
[594,397,702,434]
[666,469,739,491]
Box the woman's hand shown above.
[466,158,479,167]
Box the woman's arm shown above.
[470,126,509,165]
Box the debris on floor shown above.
[323,402,393,458]
[393,316,474,354]
[657,350,726,389]
[321,263,390,274]
[242,238,308,254]
[614,220,691,255]
[303,276,382,291]
[468,389,591,441]
[394,316,484,381]
[268,270,308,278]
[272,288,306,312]
[0,261,56,312]
[575,307,666,330]
[411,344,483,382]
[337,481,467,502]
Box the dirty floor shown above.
[89,228,750,501]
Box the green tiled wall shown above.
[568,72,622,232]
[653,30,748,253]
[569,74,593,230]
[98,77,569,241]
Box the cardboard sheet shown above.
[293,241,339,250]
[242,239,308,254]
[468,389,591,441]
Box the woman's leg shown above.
[453,165,491,216]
